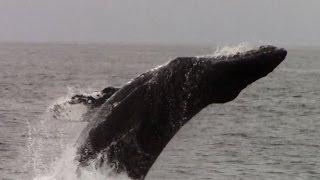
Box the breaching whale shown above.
[75,45,287,179]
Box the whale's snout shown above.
[226,45,287,78]
[274,47,287,63]
[253,46,287,76]
[260,45,287,65]
[205,45,287,103]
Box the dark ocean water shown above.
[0,43,319,180]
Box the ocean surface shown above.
[0,43,319,180]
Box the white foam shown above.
[33,146,130,180]
[31,88,131,180]
[47,86,109,122]
[150,60,170,72]
[47,88,88,122]
[199,42,258,58]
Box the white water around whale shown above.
[30,89,130,180]
[33,147,129,180]
[1,43,320,180]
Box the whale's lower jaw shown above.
[76,45,287,179]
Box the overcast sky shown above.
[0,0,319,46]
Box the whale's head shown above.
[197,45,287,104]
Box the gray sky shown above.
[0,0,319,46]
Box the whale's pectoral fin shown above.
[69,86,120,108]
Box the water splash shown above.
[23,87,131,180]
[198,42,258,58]
[47,87,107,121]
[33,147,130,180]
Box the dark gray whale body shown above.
[75,46,287,179]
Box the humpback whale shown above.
[75,45,287,179]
